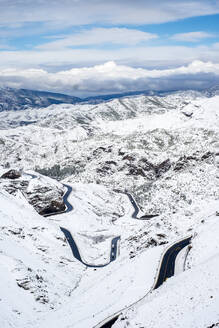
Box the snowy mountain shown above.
[0,87,81,112]
[0,86,218,113]
[0,89,218,328]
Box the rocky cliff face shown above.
[0,170,65,215]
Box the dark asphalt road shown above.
[60,227,120,268]
[62,184,73,213]
[114,189,139,219]
[125,192,139,218]
[100,317,119,328]
[154,236,191,289]
[125,192,159,220]
[114,189,158,220]
[97,236,192,328]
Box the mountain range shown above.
[1,85,219,112]
[0,86,218,328]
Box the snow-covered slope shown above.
[0,174,170,328]
[0,187,85,327]
[113,207,219,328]
[0,89,218,328]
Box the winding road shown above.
[32,173,192,326]
[154,236,191,289]
[124,192,139,218]
[60,227,120,268]
[114,189,158,220]
[94,236,192,328]
[42,182,121,267]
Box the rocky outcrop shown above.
[155,159,172,177]
[174,152,213,171]
[26,184,65,215]
[95,153,173,181]
[0,172,65,216]
[122,154,135,161]
[1,169,21,179]
[93,146,112,156]
[128,165,146,177]
[39,200,66,216]
[127,158,171,179]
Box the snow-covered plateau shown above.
[0,89,218,328]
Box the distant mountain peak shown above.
[0,88,81,112]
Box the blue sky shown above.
[4,13,219,51]
[0,0,219,95]
[2,12,219,53]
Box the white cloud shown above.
[1,43,219,71]
[1,60,219,97]
[37,28,157,50]
[171,31,215,42]
[1,0,219,28]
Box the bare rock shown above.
[16,278,31,290]
[123,154,135,161]
[128,165,146,177]
[138,158,154,171]
[39,200,66,216]
[155,159,171,177]
[173,156,188,171]
[1,169,21,179]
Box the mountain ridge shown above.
[1,85,219,112]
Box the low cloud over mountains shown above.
[1,60,219,97]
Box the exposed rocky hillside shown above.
[0,169,65,215]
[0,92,218,219]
